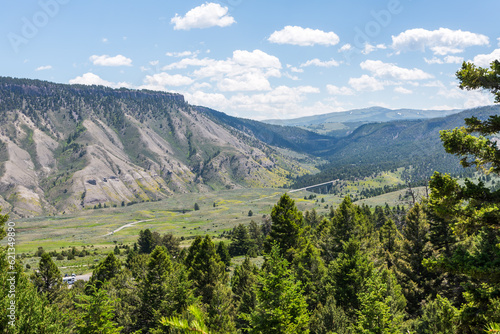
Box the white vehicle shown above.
[63,276,75,285]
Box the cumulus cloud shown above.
[69,73,130,88]
[268,26,340,46]
[360,60,433,80]
[326,85,354,95]
[89,55,132,66]
[162,49,281,92]
[143,73,194,87]
[171,3,235,30]
[348,75,384,92]
[472,49,500,67]
[391,28,489,55]
[300,58,340,67]
[394,86,413,94]
[35,65,52,71]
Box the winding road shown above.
[102,219,153,237]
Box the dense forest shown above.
[0,62,499,333]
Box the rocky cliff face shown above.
[0,77,308,217]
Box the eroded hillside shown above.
[0,78,310,217]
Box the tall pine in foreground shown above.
[423,59,500,332]
[265,193,304,261]
[250,242,309,334]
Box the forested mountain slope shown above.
[294,105,500,187]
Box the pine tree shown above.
[88,253,122,291]
[137,245,173,331]
[395,202,435,318]
[322,238,374,319]
[352,268,406,334]
[216,241,231,268]
[249,242,309,334]
[229,224,252,256]
[292,242,326,311]
[231,257,259,332]
[379,219,400,269]
[74,287,123,334]
[265,193,304,261]
[186,235,226,305]
[32,252,62,302]
[138,229,155,254]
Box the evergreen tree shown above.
[309,296,350,334]
[322,196,374,263]
[74,287,123,334]
[292,242,326,311]
[395,202,435,318]
[216,241,231,268]
[379,219,400,269]
[138,245,173,331]
[322,238,374,319]
[32,252,63,302]
[138,229,155,254]
[265,193,304,261]
[351,268,406,334]
[88,253,122,291]
[249,242,309,334]
[186,236,226,306]
[229,224,252,256]
[231,257,259,332]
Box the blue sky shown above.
[1,0,499,120]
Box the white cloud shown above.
[232,49,281,68]
[35,65,52,71]
[425,55,464,65]
[185,91,229,109]
[424,57,443,64]
[102,37,108,43]
[149,60,159,66]
[326,85,354,95]
[69,73,130,88]
[463,91,493,108]
[394,87,413,94]
[166,51,194,57]
[472,49,500,67]
[498,37,500,47]
[162,49,281,92]
[268,26,340,46]
[144,72,194,87]
[286,65,303,73]
[360,60,433,80]
[339,44,352,52]
[348,75,384,92]
[391,28,489,55]
[171,3,235,30]
[300,58,340,67]
[362,43,386,55]
[89,54,132,67]
[444,55,464,64]
[218,72,272,91]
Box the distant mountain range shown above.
[263,106,463,126]
[0,76,496,217]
